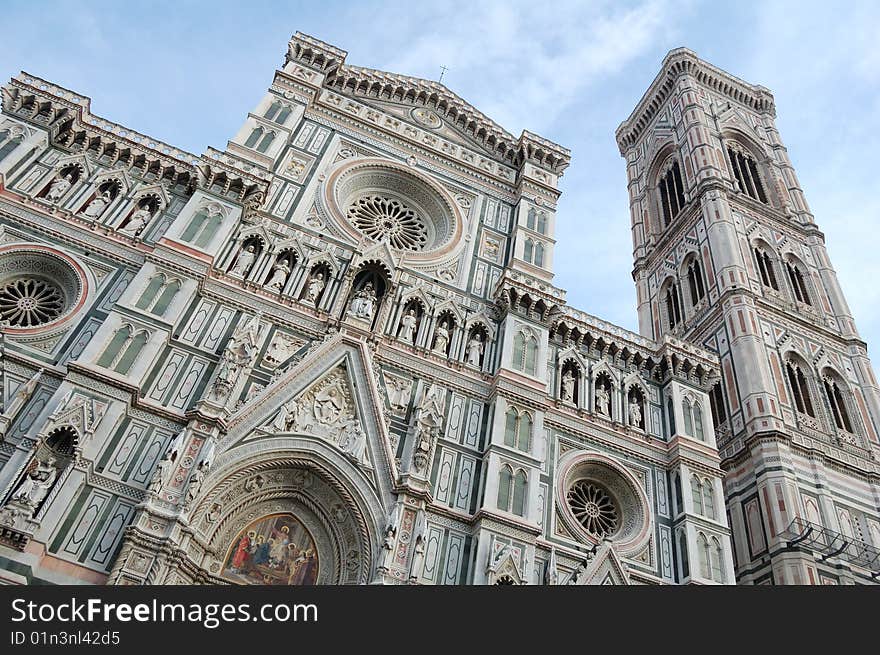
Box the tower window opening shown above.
[659,160,686,227]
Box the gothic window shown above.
[181,209,223,248]
[497,466,512,512]
[115,330,148,374]
[536,212,547,235]
[512,470,527,517]
[673,471,683,515]
[697,532,711,579]
[504,409,518,447]
[683,399,694,436]
[727,146,768,203]
[244,126,263,148]
[754,247,779,291]
[264,101,281,121]
[0,131,21,163]
[823,376,854,433]
[256,131,276,154]
[97,325,149,374]
[703,480,716,520]
[526,207,536,230]
[135,275,165,311]
[693,403,704,441]
[691,476,704,515]
[523,238,534,263]
[533,242,545,268]
[566,480,619,538]
[685,257,706,306]
[96,325,132,368]
[709,382,727,428]
[658,160,686,227]
[785,260,811,306]
[677,530,689,579]
[711,537,725,582]
[681,398,706,441]
[517,413,532,452]
[663,280,683,329]
[785,360,815,417]
[513,331,539,376]
[152,279,181,317]
[667,397,676,435]
[276,105,292,124]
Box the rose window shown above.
[0,278,65,327]
[566,480,619,538]
[346,195,429,251]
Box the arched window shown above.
[754,247,779,291]
[664,281,683,329]
[526,207,536,230]
[152,279,181,316]
[711,537,725,582]
[693,403,704,441]
[673,472,683,515]
[192,212,222,248]
[497,467,512,512]
[0,133,21,163]
[533,243,545,268]
[785,260,811,305]
[691,476,704,515]
[727,145,767,203]
[823,376,854,433]
[697,532,711,579]
[658,160,686,227]
[523,238,534,263]
[667,397,676,436]
[96,325,132,369]
[512,470,527,517]
[785,360,815,417]
[686,257,706,306]
[517,413,532,452]
[703,479,716,520]
[683,400,694,437]
[276,105,292,124]
[536,212,547,235]
[709,382,727,428]
[244,126,263,148]
[256,131,275,154]
[264,101,281,121]
[135,275,165,311]
[678,530,689,579]
[504,408,518,447]
[115,330,148,374]
[524,336,538,376]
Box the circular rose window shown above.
[0,246,86,331]
[324,159,462,259]
[557,452,651,551]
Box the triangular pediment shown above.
[575,542,631,586]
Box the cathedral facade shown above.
[0,33,875,586]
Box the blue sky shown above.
[4,1,880,356]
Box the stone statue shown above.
[409,524,426,582]
[83,190,112,218]
[45,173,73,203]
[350,282,377,319]
[305,271,325,305]
[379,508,399,572]
[386,375,413,413]
[340,419,367,465]
[185,464,206,508]
[545,547,559,585]
[119,205,152,236]
[629,398,643,428]
[11,456,58,509]
[398,309,418,344]
[561,369,575,403]
[432,321,450,355]
[266,259,291,291]
[149,451,172,494]
[230,244,256,277]
[466,333,484,367]
[595,385,610,416]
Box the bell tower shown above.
[616,48,880,584]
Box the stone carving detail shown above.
[0,368,43,439]
[230,244,256,278]
[628,399,642,428]
[411,383,445,474]
[265,260,291,291]
[9,456,58,513]
[82,191,112,218]
[397,309,417,344]
[431,321,450,355]
[466,333,484,367]
[384,372,413,414]
[119,206,152,237]
[561,369,575,403]
[304,271,326,305]
[263,332,302,369]
[210,313,262,401]
[45,173,73,203]
[268,368,370,466]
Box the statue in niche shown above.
[595,385,610,417]
[409,521,426,582]
[561,369,575,403]
[466,333,484,367]
[230,244,257,277]
[398,309,418,344]
[350,282,377,319]
[305,271,326,305]
[45,173,74,203]
[379,508,399,572]
[266,259,291,291]
[432,320,450,355]
[120,205,152,236]
[83,190,112,218]
[629,398,643,428]
[10,456,58,510]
